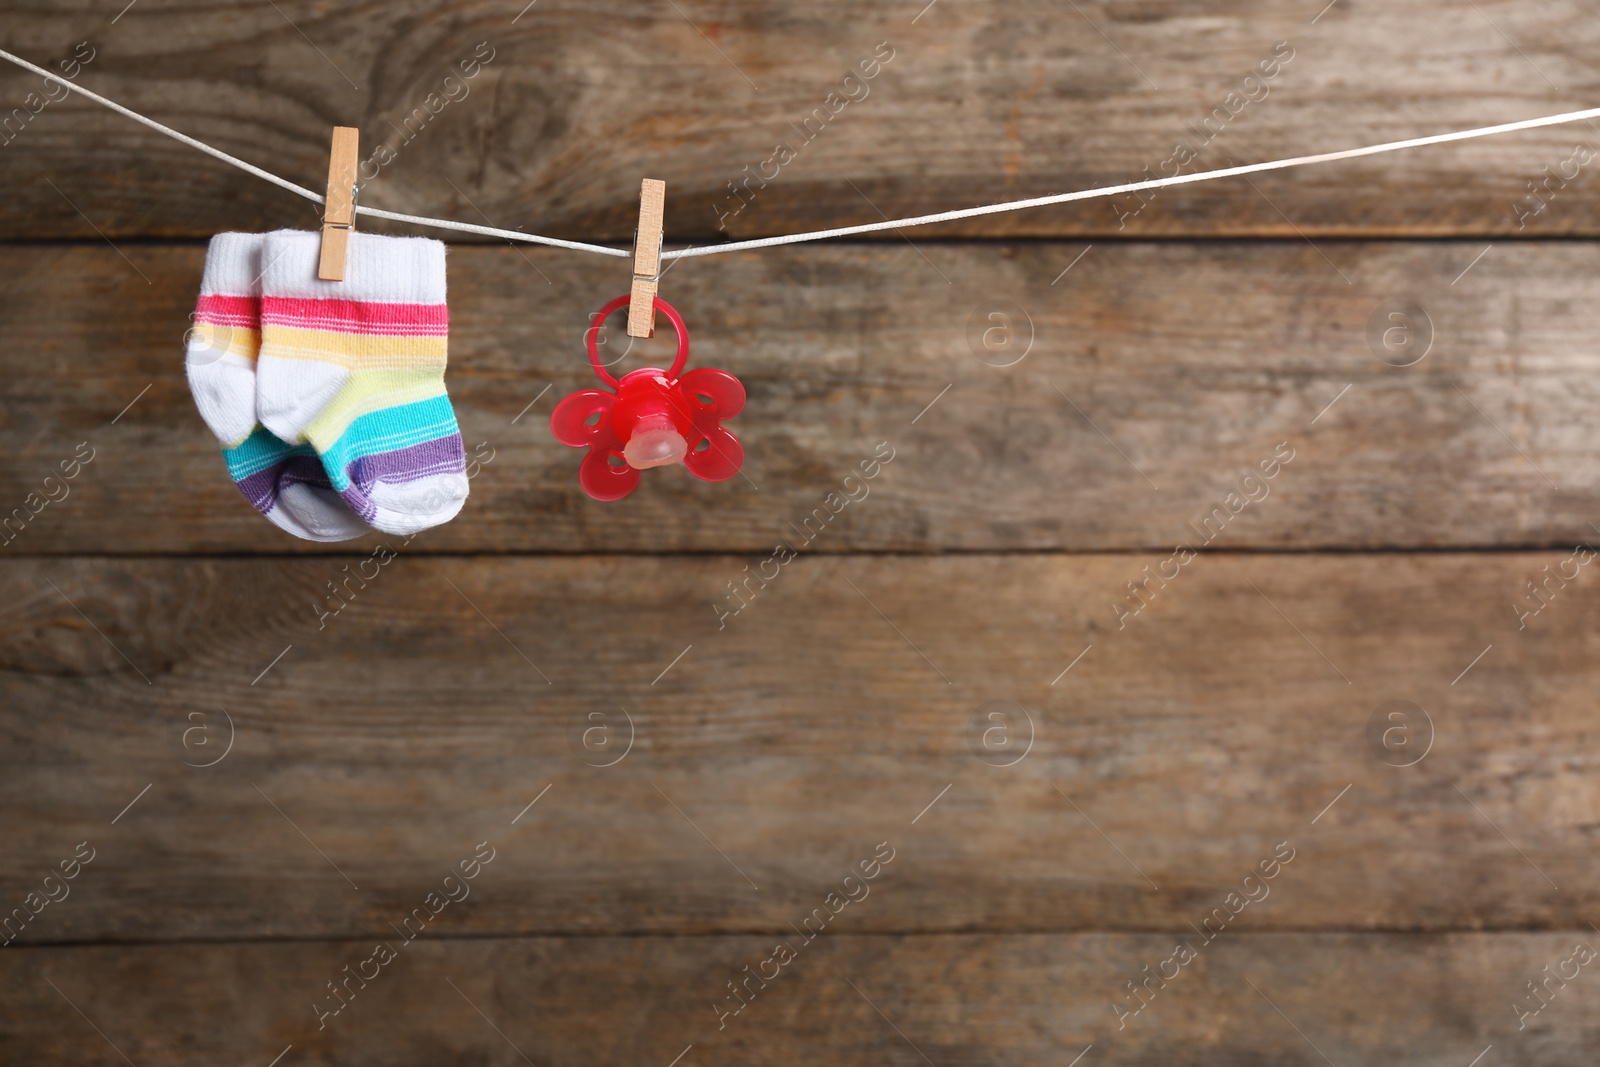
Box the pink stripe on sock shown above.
[195,294,259,327]
[261,296,450,337]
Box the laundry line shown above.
[4,45,1599,260]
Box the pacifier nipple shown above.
[623,415,689,469]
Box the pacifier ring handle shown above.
[586,294,689,387]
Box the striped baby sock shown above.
[256,229,468,535]
[186,232,264,449]
[222,428,371,541]
[186,232,370,542]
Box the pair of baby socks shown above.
[185,230,468,540]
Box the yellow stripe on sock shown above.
[304,369,450,450]
[191,323,260,361]
[259,325,448,371]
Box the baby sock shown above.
[221,428,371,541]
[186,232,370,542]
[256,229,468,535]
[186,232,263,449]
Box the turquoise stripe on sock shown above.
[223,425,316,481]
[319,395,462,491]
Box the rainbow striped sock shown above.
[222,427,373,541]
[256,230,468,535]
[186,232,369,542]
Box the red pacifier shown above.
[551,295,746,501]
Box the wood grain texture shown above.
[2,553,1594,943]
[4,932,1597,1066]
[5,3,1599,1060]
[2,1,1599,240]
[4,241,1600,555]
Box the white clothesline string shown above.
[5,45,1600,262]
[0,46,628,258]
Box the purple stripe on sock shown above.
[346,435,466,489]
[235,468,282,515]
[278,454,336,492]
[366,457,465,486]
[236,452,350,523]
[336,434,466,521]
[339,491,380,524]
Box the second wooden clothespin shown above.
[627,178,666,338]
[317,126,360,282]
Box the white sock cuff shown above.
[200,232,265,297]
[261,229,447,304]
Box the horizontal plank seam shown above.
[2,544,1595,562]
[4,925,1594,951]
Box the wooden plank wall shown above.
[3,2,1599,1065]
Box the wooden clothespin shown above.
[627,178,666,338]
[317,126,360,282]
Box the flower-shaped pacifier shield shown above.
[551,295,745,502]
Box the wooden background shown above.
[3,1,1599,1064]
